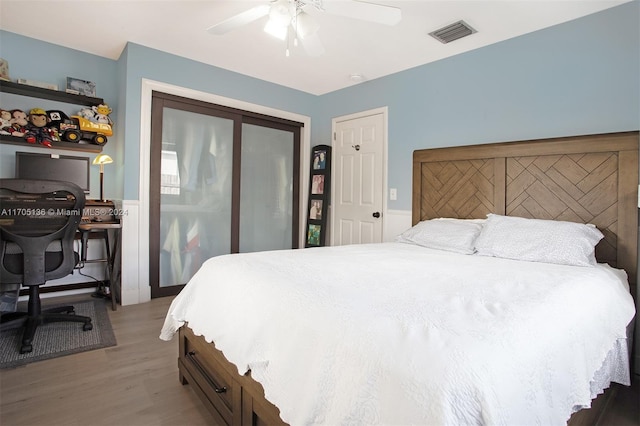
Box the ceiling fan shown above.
[207,0,402,57]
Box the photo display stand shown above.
[305,144,331,247]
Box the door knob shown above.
[372,212,381,218]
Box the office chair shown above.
[0,179,92,354]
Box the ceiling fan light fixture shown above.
[207,0,402,58]
[295,11,319,39]
[264,0,293,41]
[264,19,289,40]
[269,0,293,26]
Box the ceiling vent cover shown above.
[429,20,476,44]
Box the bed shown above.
[160,131,638,425]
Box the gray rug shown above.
[0,299,116,369]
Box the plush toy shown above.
[24,108,55,148]
[0,109,12,135]
[77,107,95,122]
[92,103,113,125]
[9,109,28,137]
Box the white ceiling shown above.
[0,0,631,95]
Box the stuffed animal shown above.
[77,107,96,122]
[92,103,113,125]
[0,109,13,135]
[24,108,55,148]
[9,109,28,137]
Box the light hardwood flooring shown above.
[0,295,211,426]
[1,295,638,426]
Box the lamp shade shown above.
[93,154,113,202]
[296,11,319,39]
[93,154,113,166]
[264,0,291,40]
[264,19,288,40]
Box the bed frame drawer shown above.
[179,327,242,425]
[178,326,286,426]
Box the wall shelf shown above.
[0,134,103,153]
[0,80,105,153]
[0,80,104,106]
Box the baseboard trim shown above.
[18,281,98,296]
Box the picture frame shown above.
[305,144,331,248]
[313,149,327,170]
[307,224,321,246]
[0,58,9,81]
[311,174,325,195]
[66,77,96,97]
[309,199,323,220]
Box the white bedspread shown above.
[160,242,635,425]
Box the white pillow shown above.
[396,218,484,254]
[474,214,603,266]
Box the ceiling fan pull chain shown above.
[293,6,299,47]
[286,29,291,57]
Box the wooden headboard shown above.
[412,131,639,284]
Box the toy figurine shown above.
[0,109,13,135]
[92,103,113,125]
[24,108,55,148]
[9,109,28,137]
[77,107,95,122]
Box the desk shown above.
[78,221,121,310]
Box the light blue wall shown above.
[317,1,640,209]
[0,32,118,200]
[1,1,638,208]
[0,31,117,102]
[118,42,319,200]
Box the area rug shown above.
[0,299,116,369]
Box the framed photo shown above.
[66,77,96,97]
[307,224,321,246]
[311,174,325,195]
[0,58,9,81]
[309,199,323,220]
[313,149,327,170]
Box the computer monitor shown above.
[15,152,91,194]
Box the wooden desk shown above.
[78,221,122,310]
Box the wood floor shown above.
[1,295,638,425]
[1,295,211,426]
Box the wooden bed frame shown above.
[177,131,639,425]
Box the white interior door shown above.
[332,109,386,245]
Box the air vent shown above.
[429,20,476,44]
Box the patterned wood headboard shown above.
[412,132,639,284]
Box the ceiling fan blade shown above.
[300,32,325,57]
[207,4,270,35]
[322,1,401,26]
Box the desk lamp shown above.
[93,154,113,202]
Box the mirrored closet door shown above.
[149,93,301,297]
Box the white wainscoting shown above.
[383,209,412,242]
[120,200,150,306]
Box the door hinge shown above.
[333,132,336,141]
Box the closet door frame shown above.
[149,91,302,298]
[236,115,301,253]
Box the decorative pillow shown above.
[474,214,603,266]
[396,218,484,254]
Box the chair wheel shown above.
[83,322,93,331]
[20,344,33,354]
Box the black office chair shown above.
[0,179,92,354]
